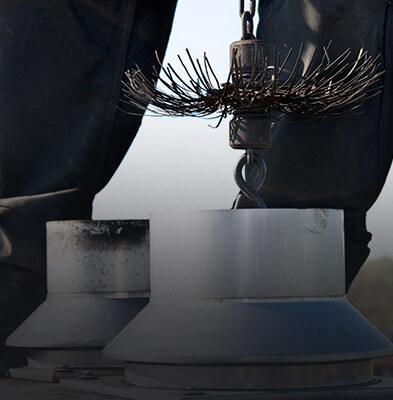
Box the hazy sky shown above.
[93,1,393,260]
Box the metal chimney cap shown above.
[148,209,345,299]
[104,209,393,366]
[7,220,150,348]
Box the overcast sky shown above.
[93,0,393,260]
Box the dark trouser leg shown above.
[0,0,177,364]
[0,264,47,370]
[344,212,372,291]
[255,0,392,290]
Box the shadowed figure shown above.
[255,0,392,290]
[0,0,391,370]
[0,0,177,369]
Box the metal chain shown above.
[239,0,256,18]
[234,150,267,208]
[239,0,256,40]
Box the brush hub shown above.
[230,110,271,149]
[230,39,272,150]
[230,39,265,76]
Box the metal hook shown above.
[234,151,267,208]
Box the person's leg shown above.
[0,264,46,372]
[344,211,372,291]
[255,0,392,290]
[0,0,177,367]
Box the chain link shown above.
[234,151,267,208]
[239,0,256,40]
[239,0,256,18]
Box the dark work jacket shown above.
[256,0,393,288]
[0,1,177,275]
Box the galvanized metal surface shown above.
[124,360,375,390]
[9,363,123,384]
[57,375,393,400]
[0,379,118,400]
[7,220,150,352]
[4,376,393,400]
[147,209,345,299]
[7,295,148,348]
[47,220,150,295]
[107,297,393,365]
[26,349,123,369]
[104,209,393,381]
